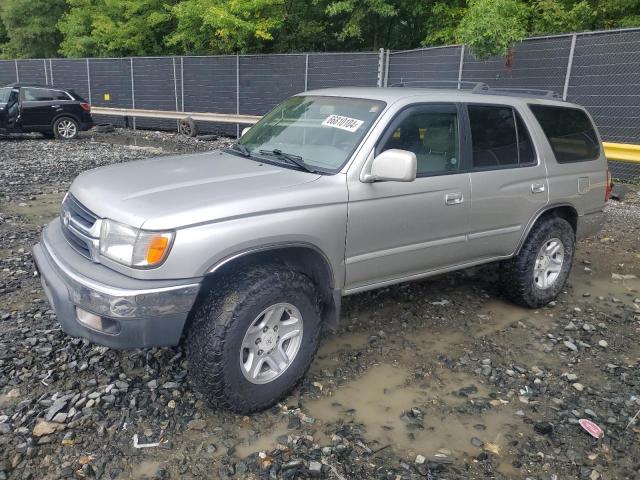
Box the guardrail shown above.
[603,142,640,164]
[91,107,261,125]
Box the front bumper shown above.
[33,219,201,349]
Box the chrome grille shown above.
[60,194,100,261]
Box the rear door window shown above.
[468,105,535,169]
[529,105,600,163]
[22,88,71,101]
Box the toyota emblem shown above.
[63,210,71,227]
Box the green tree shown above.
[58,0,176,57]
[422,1,466,46]
[456,0,529,59]
[325,0,397,49]
[1,0,66,58]
[167,0,285,54]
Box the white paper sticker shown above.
[321,114,364,133]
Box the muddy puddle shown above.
[4,192,65,225]
[304,364,518,462]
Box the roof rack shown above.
[475,87,562,100]
[388,81,563,100]
[390,80,489,90]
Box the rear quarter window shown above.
[529,105,600,163]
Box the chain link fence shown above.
[2,28,639,177]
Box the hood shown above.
[70,150,323,230]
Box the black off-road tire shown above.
[500,216,575,308]
[186,264,322,413]
[178,117,198,137]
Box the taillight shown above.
[80,102,91,112]
[605,169,612,202]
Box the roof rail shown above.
[475,87,563,100]
[390,80,489,90]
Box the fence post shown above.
[172,57,179,112]
[130,58,136,130]
[304,54,309,92]
[563,33,577,101]
[377,48,385,87]
[457,45,465,89]
[86,58,92,105]
[180,57,184,112]
[236,54,240,138]
[14,60,19,82]
[384,49,390,87]
[43,59,48,85]
[49,59,54,86]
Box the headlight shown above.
[100,219,174,268]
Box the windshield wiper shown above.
[230,143,251,157]
[258,149,317,173]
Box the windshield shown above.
[0,87,11,104]
[237,95,386,173]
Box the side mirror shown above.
[363,149,417,182]
[241,127,251,137]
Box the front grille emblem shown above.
[62,209,71,228]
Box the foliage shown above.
[0,0,66,58]
[167,0,286,54]
[456,0,529,59]
[58,0,176,57]
[0,0,639,59]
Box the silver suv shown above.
[33,86,610,413]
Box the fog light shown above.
[76,307,121,335]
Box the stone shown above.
[572,383,585,392]
[44,398,68,422]
[470,437,484,448]
[564,341,578,352]
[598,340,608,348]
[33,420,61,437]
[308,461,323,477]
[415,454,426,464]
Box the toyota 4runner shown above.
[33,85,610,413]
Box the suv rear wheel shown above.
[501,216,575,308]
[186,264,322,413]
[53,117,79,140]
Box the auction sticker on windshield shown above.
[321,114,364,133]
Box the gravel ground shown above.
[1,129,639,480]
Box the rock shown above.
[564,373,578,382]
[470,437,484,448]
[186,419,207,431]
[564,341,578,352]
[415,454,426,464]
[51,412,67,423]
[598,340,608,348]
[564,321,577,331]
[32,420,61,437]
[572,383,585,392]
[308,461,323,477]
[44,398,68,421]
[534,422,554,435]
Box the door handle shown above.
[51,105,61,108]
[531,183,546,194]
[445,192,464,205]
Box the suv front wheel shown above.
[501,216,575,308]
[186,264,322,413]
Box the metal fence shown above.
[2,27,639,176]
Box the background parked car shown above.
[0,84,93,140]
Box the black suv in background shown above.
[0,84,93,139]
